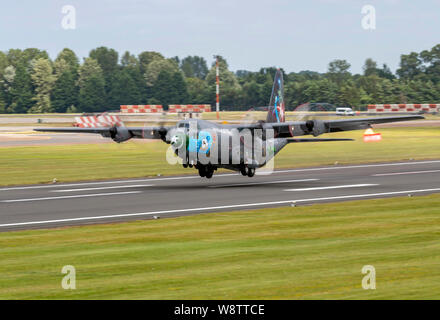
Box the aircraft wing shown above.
[263,115,424,137]
[34,126,173,142]
[323,115,424,132]
[34,127,110,134]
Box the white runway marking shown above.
[0,160,439,192]
[284,184,378,192]
[0,174,236,192]
[208,179,319,188]
[372,170,440,177]
[0,191,142,203]
[51,184,154,193]
[274,160,440,174]
[1,187,440,228]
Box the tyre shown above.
[198,166,206,177]
[205,170,213,179]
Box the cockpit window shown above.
[178,123,190,128]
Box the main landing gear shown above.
[197,164,215,179]
[240,165,255,177]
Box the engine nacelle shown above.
[306,120,327,137]
[108,126,133,143]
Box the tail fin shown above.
[266,69,285,123]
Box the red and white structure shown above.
[215,56,220,120]
[74,114,123,128]
[120,105,164,113]
[367,104,440,113]
[168,105,212,113]
[363,128,382,143]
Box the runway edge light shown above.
[363,128,382,143]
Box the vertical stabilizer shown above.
[266,69,285,123]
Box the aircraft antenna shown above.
[214,55,220,120]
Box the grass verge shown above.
[0,194,439,299]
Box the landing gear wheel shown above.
[240,166,248,176]
[247,168,256,177]
[205,169,213,179]
[198,166,206,177]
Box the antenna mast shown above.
[214,55,220,120]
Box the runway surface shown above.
[1,159,440,231]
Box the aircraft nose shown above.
[170,134,184,149]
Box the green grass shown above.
[1,194,439,299]
[0,127,439,186]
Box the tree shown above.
[397,52,422,79]
[89,47,118,77]
[0,53,5,111]
[327,59,351,84]
[0,51,7,79]
[51,70,77,112]
[28,58,56,113]
[338,81,360,107]
[0,84,5,113]
[77,58,106,112]
[151,70,173,105]
[420,44,440,83]
[2,65,15,109]
[377,64,395,80]
[242,80,261,107]
[55,48,79,73]
[180,56,208,79]
[150,69,189,105]
[358,75,386,103]
[107,68,143,106]
[363,58,378,76]
[9,63,33,113]
[171,71,189,103]
[121,51,138,68]
[51,50,80,113]
[7,48,49,69]
[144,58,179,87]
[138,51,164,74]
[186,77,210,104]
[77,58,103,88]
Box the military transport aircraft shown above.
[35,69,423,179]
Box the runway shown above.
[1,159,440,231]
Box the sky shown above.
[0,0,439,74]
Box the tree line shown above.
[0,44,439,113]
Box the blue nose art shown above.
[187,131,212,154]
[197,131,212,154]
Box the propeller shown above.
[292,103,329,137]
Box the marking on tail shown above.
[267,69,285,123]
